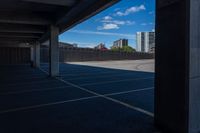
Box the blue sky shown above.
[59,0,155,49]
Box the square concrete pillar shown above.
[155,0,200,133]
[49,25,59,77]
[30,46,34,64]
[31,43,40,68]
[35,43,40,68]
[188,0,200,132]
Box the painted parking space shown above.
[0,63,155,133]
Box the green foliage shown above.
[111,46,136,53]
[111,47,120,52]
[122,46,136,53]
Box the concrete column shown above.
[35,43,40,68]
[49,25,59,77]
[30,46,34,65]
[188,0,200,132]
[31,43,40,68]
[155,0,200,133]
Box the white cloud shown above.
[68,30,135,40]
[126,21,136,25]
[112,20,126,25]
[116,11,124,16]
[102,19,135,26]
[66,41,97,48]
[98,23,119,30]
[99,16,135,30]
[115,5,146,16]
[103,16,113,20]
[140,22,154,26]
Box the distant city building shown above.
[59,42,78,48]
[112,39,128,48]
[136,32,155,53]
[94,43,108,51]
[42,41,78,48]
[72,43,78,48]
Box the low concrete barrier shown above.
[41,47,154,62]
[0,47,30,64]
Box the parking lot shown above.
[0,60,155,133]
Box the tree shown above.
[111,46,136,53]
[111,47,120,52]
[121,46,136,53]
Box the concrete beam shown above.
[0,12,52,25]
[0,1,63,12]
[49,25,59,77]
[0,37,37,42]
[22,0,76,6]
[0,43,30,47]
[0,33,42,39]
[39,31,50,43]
[0,24,46,34]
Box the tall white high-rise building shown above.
[136,32,155,53]
[112,39,128,48]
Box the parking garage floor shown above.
[0,63,155,133]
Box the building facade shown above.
[94,43,108,51]
[42,41,78,48]
[59,42,78,48]
[112,39,128,48]
[136,32,155,53]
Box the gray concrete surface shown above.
[49,25,59,77]
[0,64,155,133]
[189,0,200,132]
[156,0,200,133]
[155,1,188,132]
[67,59,155,73]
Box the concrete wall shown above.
[155,0,200,133]
[189,0,200,132]
[0,47,30,64]
[155,0,188,133]
[40,48,154,62]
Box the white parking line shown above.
[0,77,153,95]
[61,72,123,79]
[105,87,154,96]
[0,87,154,114]
[40,69,154,117]
[60,71,116,77]
[63,72,138,80]
[0,96,99,114]
[58,78,154,117]
[79,77,154,86]
[41,68,153,88]
[40,68,154,117]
